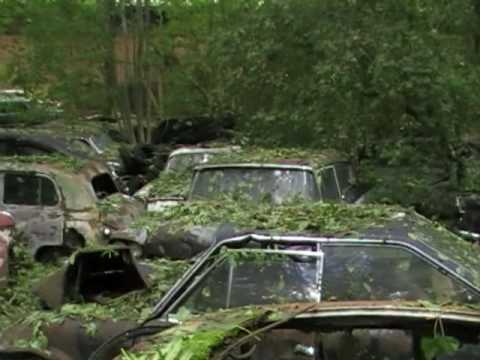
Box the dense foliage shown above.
[1,1,479,153]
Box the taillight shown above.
[0,211,14,230]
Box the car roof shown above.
[207,213,480,291]
[0,132,90,158]
[154,201,480,293]
[0,155,108,178]
[168,147,238,158]
[194,163,315,172]
[194,147,347,170]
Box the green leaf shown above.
[421,336,460,360]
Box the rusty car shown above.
[0,156,145,260]
[0,129,128,192]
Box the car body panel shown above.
[0,157,122,256]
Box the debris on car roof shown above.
[0,154,89,172]
[205,146,346,169]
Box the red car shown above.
[0,211,15,288]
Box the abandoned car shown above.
[141,147,363,212]
[4,205,480,359]
[0,211,14,289]
[0,156,143,259]
[96,211,480,360]
[98,213,480,360]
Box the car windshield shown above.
[190,167,320,204]
[166,152,216,172]
[170,245,479,316]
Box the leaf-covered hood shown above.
[98,193,146,229]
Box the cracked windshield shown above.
[2,0,480,359]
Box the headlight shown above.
[103,227,112,237]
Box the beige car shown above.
[0,156,127,259]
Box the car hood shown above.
[98,193,146,230]
[122,301,480,359]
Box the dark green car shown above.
[3,205,480,359]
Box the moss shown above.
[203,146,344,170]
[147,171,192,198]
[132,200,398,236]
[121,307,269,360]
[0,154,88,172]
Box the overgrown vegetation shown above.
[0,154,88,171]
[133,199,398,235]
[1,1,479,155]
[0,244,190,349]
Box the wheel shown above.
[64,229,85,250]
[35,246,67,263]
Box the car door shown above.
[0,171,64,255]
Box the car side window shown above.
[319,167,340,201]
[3,173,58,206]
[322,246,478,303]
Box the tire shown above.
[63,229,85,250]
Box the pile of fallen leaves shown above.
[205,146,344,170]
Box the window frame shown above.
[318,165,342,201]
[160,240,480,320]
[1,171,61,207]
